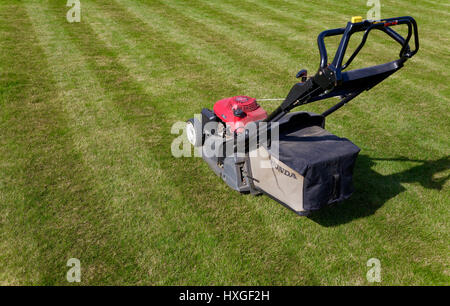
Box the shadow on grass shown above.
[308,154,450,226]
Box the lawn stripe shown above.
[0,1,118,284]
[113,0,290,109]
[130,0,300,89]
[23,1,180,284]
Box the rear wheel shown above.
[186,118,203,147]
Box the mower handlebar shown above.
[263,16,419,124]
[318,16,419,71]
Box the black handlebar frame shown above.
[318,16,419,74]
[264,16,419,123]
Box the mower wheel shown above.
[186,118,203,147]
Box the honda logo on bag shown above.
[271,159,297,180]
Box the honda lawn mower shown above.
[186,16,419,215]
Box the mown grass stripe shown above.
[134,0,301,90]
[0,1,117,284]
[23,2,179,285]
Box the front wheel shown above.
[186,118,203,147]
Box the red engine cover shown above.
[213,96,267,133]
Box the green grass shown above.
[0,0,448,285]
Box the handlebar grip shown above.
[317,16,419,70]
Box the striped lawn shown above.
[0,0,448,285]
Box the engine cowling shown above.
[213,96,267,133]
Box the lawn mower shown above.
[186,16,419,215]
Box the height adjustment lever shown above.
[296,69,308,82]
